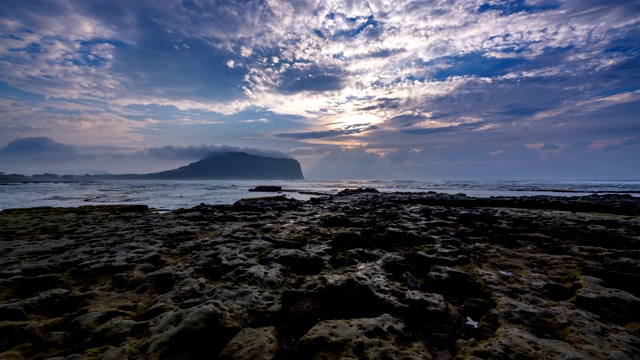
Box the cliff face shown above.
[146,152,304,180]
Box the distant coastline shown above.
[0,152,304,183]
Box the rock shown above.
[144,304,241,358]
[233,195,301,211]
[7,274,61,298]
[264,248,324,274]
[69,308,129,338]
[458,326,587,359]
[207,284,282,327]
[571,275,640,324]
[219,326,279,360]
[336,187,380,196]
[402,271,421,290]
[18,288,92,318]
[321,214,352,227]
[299,314,431,359]
[94,318,143,346]
[289,298,321,317]
[249,186,283,192]
[1,193,640,359]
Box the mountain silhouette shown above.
[135,152,304,180]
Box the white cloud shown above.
[239,118,272,124]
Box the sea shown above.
[1,179,639,211]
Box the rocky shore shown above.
[1,190,639,359]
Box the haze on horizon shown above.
[0,0,638,180]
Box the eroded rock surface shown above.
[299,314,431,359]
[0,193,639,359]
[219,326,279,360]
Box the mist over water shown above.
[1,179,639,211]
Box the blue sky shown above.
[0,0,638,179]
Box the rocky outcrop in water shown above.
[0,192,639,359]
[135,152,304,180]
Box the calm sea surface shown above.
[1,179,639,211]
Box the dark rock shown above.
[7,274,61,298]
[402,271,421,290]
[299,314,430,359]
[147,269,176,294]
[144,305,240,358]
[289,298,321,317]
[249,186,283,192]
[321,214,352,227]
[264,249,324,275]
[337,187,380,196]
[233,195,301,211]
[1,193,639,359]
[219,326,279,360]
[571,276,640,325]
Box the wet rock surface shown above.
[0,193,639,359]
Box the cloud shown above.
[145,145,291,160]
[0,136,295,175]
[401,122,489,135]
[0,1,124,99]
[387,114,428,127]
[305,137,640,180]
[276,123,377,140]
[0,137,77,159]
[0,137,88,174]
[0,1,638,179]
[477,0,560,16]
[276,65,347,94]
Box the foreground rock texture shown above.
[0,192,639,359]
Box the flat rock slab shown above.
[0,193,639,359]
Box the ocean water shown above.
[1,179,639,211]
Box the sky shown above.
[0,0,639,179]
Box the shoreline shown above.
[2,179,640,211]
[1,191,639,359]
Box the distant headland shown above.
[0,152,304,182]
